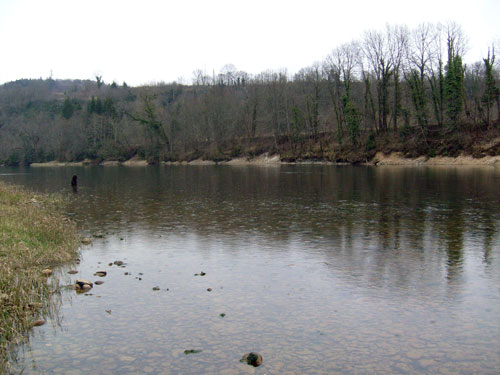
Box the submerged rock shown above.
[113,260,124,266]
[240,352,263,367]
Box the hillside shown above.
[0,24,499,166]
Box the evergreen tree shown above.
[482,48,499,127]
[103,97,117,118]
[87,96,96,114]
[95,98,103,115]
[444,42,465,126]
[343,96,360,145]
[407,70,428,130]
[61,97,74,119]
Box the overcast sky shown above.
[0,0,499,86]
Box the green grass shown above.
[0,182,78,372]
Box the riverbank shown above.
[23,128,500,168]
[28,152,500,167]
[0,182,78,372]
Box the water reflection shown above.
[1,164,500,374]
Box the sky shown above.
[0,0,499,86]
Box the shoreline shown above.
[28,152,500,168]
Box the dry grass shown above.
[0,182,78,372]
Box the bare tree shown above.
[324,41,361,141]
[404,23,437,130]
[362,26,396,131]
[389,25,409,130]
[192,69,211,86]
[295,63,323,138]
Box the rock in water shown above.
[94,280,104,285]
[75,279,93,291]
[94,271,107,277]
[113,260,124,266]
[184,349,202,355]
[68,270,78,274]
[240,352,263,367]
[31,320,46,327]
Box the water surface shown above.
[1,164,500,375]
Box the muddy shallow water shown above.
[2,164,500,374]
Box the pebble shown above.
[81,238,92,245]
[119,355,135,362]
[41,269,53,277]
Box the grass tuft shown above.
[0,182,78,372]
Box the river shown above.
[1,164,500,374]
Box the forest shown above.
[0,22,499,166]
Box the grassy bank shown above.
[0,182,78,372]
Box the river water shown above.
[1,164,500,375]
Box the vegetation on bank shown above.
[0,22,499,165]
[0,182,78,371]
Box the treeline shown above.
[0,22,499,165]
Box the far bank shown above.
[23,127,500,168]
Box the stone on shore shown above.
[41,269,53,277]
[81,237,92,245]
[31,319,46,327]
